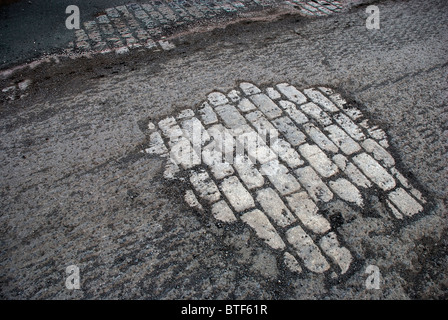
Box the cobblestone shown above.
[256,188,296,227]
[215,104,248,129]
[333,112,365,141]
[239,82,261,95]
[233,155,265,189]
[245,111,276,136]
[144,82,430,277]
[286,225,330,273]
[285,191,331,234]
[300,102,332,126]
[283,252,302,273]
[303,123,338,153]
[388,188,424,217]
[68,1,347,54]
[207,124,235,158]
[237,98,257,113]
[211,200,237,222]
[221,176,255,212]
[329,178,363,207]
[325,124,361,155]
[279,100,309,125]
[304,88,338,112]
[261,160,302,195]
[190,171,221,202]
[319,232,352,274]
[272,116,307,146]
[276,83,307,105]
[352,153,396,191]
[361,138,395,168]
[298,143,338,178]
[270,138,304,168]
[208,92,229,106]
[2,0,444,299]
[184,189,204,211]
[198,102,218,125]
[295,166,333,202]
[266,87,281,100]
[236,129,277,164]
[249,93,283,119]
[145,131,168,155]
[332,154,372,188]
[241,209,286,250]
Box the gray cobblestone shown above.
[236,129,277,164]
[272,116,307,146]
[329,178,363,207]
[221,176,255,212]
[241,209,286,250]
[245,111,276,135]
[211,200,237,222]
[190,171,221,202]
[184,189,204,211]
[249,93,283,119]
[207,124,235,158]
[388,187,424,217]
[256,188,296,227]
[361,138,395,167]
[298,143,338,178]
[319,232,352,274]
[299,102,332,126]
[237,98,257,113]
[333,112,366,141]
[325,124,361,155]
[227,89,242,103]
[284,252,302,273]
[266,87,281,100]
[215,104,248,129]
[279,100,309,125]
[285,191,331,234]
[304,88,339,112]
[69,0,348,54]
[276,83,307,105]
[233,155,265,189]
[286,225,330,273]
[295,166,333,202]
[145,131,168,155]
[198,102,218,125]
[240,82,261,95]
[332,154,372,188]
[270,138,304,168]
[142,81,432,281]
[352,153,396,191]
[261,160,301,196]
[303,123,338,153]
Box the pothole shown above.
[142,81,430,278]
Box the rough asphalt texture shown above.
[0,0,447,299]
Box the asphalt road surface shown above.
[0,0,447,300]
[0,0,162,67]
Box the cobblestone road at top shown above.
[0,0,447,300]
[0,0,354,68]
[68,0,346,53]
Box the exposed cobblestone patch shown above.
[143,82,430,277]
[68,1,345,54]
